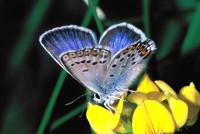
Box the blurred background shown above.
[1,0,200,133]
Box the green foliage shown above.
[10,0,52,70]
[36,70,67,134]
[181,1,200,55]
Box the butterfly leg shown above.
[104,100,118,113]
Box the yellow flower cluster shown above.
[86,74,200,134]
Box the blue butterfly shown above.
[39,22,156,110]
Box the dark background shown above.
[1,0,200,134]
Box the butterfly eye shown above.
[92,93,102,103]
[94,93,101,99]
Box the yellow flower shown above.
[86,94,125,134]
[178,82,200,126]
[132,100,175,134]
[155,80,188,129]
[137,73,160,93]
[86,73,199,134]
[128,74,165,105]
[129,74,175,134]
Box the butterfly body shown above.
[39,23,156,110]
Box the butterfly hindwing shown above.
[61,48,110,93]
[108,40,156,90]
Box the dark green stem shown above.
[36,70,67,134]
[88,0,104,34]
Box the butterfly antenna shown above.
[65,92,91,106]
[79,103,88,118]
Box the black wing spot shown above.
[115,54,121,59]
[99,60,107,64]
[131,62,136,65]
[131,54,135,57]
[112,64,117,68]
[120,58,125,61]
[92,61,98,65]
[82,69,89,72]
[80,60,85,63]
[71,63,75,66]
[110,74,114,77]
[75,61,80,64]
[87,60,91,63]
[121,65,126,68]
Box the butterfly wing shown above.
[98,23,156,92]
[39,25,97,70]
[99,22,147,56]
[106,40,156,90]
[39,25,110,94]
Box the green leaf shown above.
[88,0,104,34]
[156,20,182,60]
[181,2,200,55]
[10,0,53,70]
[36,70,67,134]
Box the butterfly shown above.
[39,22,156,111]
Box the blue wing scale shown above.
[39,25,97,69]
[99,23,147,56]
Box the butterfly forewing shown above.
[39,25,97,71]
[112,41,155,89]
[40,25,109,94]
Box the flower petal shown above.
[128,92,147,104]
[86,94,125,134]
[186,114,198,126]
[121,101,136,121]
[86,103,115,134]
[114,120,127,133]
[128,91,166,105]
[147,92,166,101]
[163,90,188,128]
[171,100,188,129]
[178,82,200,123]
[132,100,175,134]
[155,80,178,98]
[137,74,159,93]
